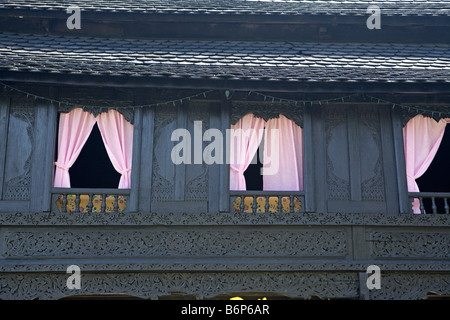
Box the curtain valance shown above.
[58,104,134,125]
[230,102,304,129]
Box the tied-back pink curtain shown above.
[97,109,134,189]
[263,115,304,191]
[403,114,450,213]
[229,113,265,190]
[53,108,96,188]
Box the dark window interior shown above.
[244,148,263,191]
[416,125,450,212]
[65,123,120,189]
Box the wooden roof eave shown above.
[1,70,450,95]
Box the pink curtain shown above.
[403,114,450,213]
[229,113,265,190]
[97,109,134,189]
[53,108,96,188]
[263,115,304,191]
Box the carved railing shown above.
[51,188,130,213]
[230,191,305,213]
[408,192,450,214]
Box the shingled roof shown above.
[0,0,449,16]
[0,2,449,91]
[0,31,449,89]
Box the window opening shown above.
[244,146,263,191]
[65,123,120,189]
[416,125,450,213]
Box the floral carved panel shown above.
[358,106,385,202]
[369,230,450,259]
[368,272,450,300]
[1,270,448,300]
[151,106,176,201]
[3,228,349,259]
[0,271,359,300]
[2,103,35,201]
[325,106,350,201]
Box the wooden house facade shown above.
[0,0,449,300]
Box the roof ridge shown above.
[0,0,449,16]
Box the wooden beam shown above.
[2,72,450,94]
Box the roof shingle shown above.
[0,32,449,83]
[0,0,449,16]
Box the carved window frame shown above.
[399,108,450,213]
[55,104,135,186]
[230,101,304,129]
[52,105,137,213]
[229,100,305,186]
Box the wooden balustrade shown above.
[230,191,305,213]
[52,188,130,213]
[408,192,450,214]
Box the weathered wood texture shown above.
[0,89,448,300]
[0,211,448,300]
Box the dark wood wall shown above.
[0,87,412,214]
[140,100,229,213]
[0,96,56,213]
[308,103,408,214]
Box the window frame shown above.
[227,102,311,213]
[50,106,138,213]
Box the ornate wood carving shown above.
[325,106,350,201]
[2,228,349,258]
[58,101,134,124]
[1,211,448,227]
[3,105,35,201]
[369,231,450,259]
[0,271,360,300]
[151,106,176,201]
[398,106,450,127]
[185,104,209,201]
[231,101,304,128]
[368,272,450,300]
[359,106,385,202]
[0,270,448,300]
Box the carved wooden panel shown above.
[325,105,387,212]
[368,272,450,300]
[358,106,385,202]
[58,102,134,124]
[0,211,448,227]
[2,227,349,259]
[0,271,359,300]
[1,270,448,300]
[231,101,304,128]
[326,105,350,201]
[151,105,176,201]
[369,230,450,259]
[2,102,35,201]
[185,104,209,201]
[151,103,210,206]
[0,212,448,300]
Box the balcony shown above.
[50,189,450,215]
[408,192,450,214]
[51,188,130,213]
[230,191,305,213]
